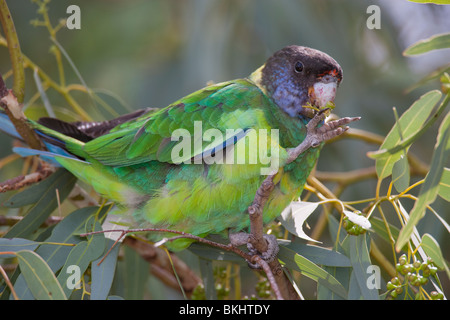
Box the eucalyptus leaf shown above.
[2,169,73,208]
[397,112,450,251]
[16,250,67,300]
[369,90,442,179]
[4,169,76,239]
[0,238,39,258]
[278,240,351,267]
[404,32,450,56]
[392,154,410,193]
[317,266,350,300]
[91,239,120,300]
[123,245,149,300]
[438,167,450,201]
[421,234,447,271]
[370,217,401,246]
[278,245,348,299]
[57,216,106,298]
[348,234,379,300]
[11,206,107,300]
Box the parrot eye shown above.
[294,61,304,73]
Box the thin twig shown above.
[0,264,18,300]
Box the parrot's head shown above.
[255,45,343,119]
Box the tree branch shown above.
[0,0,25,103]
[123,236,202,297]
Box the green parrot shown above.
[1,45,349,256]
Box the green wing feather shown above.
[79,79,279,167]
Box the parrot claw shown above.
[306,113,361,146]
[229,232,279,269]
[286,114,360,164]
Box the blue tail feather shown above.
[1,110,84,166]
[0,110,21,140]
[12,147,88,167]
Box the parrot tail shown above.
[0,109,81,166]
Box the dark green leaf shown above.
[348,234,379,300]
[278,245,348,299]
[317,266,350,300]
[11,206,107,300]
[90,239,120,300]
[4,169,76,239]
[278,240,351,267]
[0,238,39,258]
[2,169,73,208]
[57,216,106,298]
[123,245,149,300]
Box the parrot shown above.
[0,45,350,258]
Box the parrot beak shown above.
[309,74,339,110]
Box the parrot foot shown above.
[286,110,360,164]
[229,232,279,269]
[306,109,361,147]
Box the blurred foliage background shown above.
[0,0,449,299]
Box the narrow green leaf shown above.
[370,217,400,245]
[4,169,76,239]
[392,154,410,193]
[404,32,450,56]
[57,216,106,298]
[396,112,450,251]
[317,266,350,300]
[16,250,67,300]
[278,240,351,267]
[348,270,364,300]
[369,91,442,179]
[348,234,379,300]
[90,239,120,300]
[11,206,107,300]
[0,238,39,258]
[421,234,447,271]
[2,169,72,208]
[122,244,149,300]
[278,245,348,299]
[438,167,450,201]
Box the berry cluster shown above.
[343,214,367,236]
[386,254,443,300]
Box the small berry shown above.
[387,281,395,290]
[391,277,400,285]
[413,260,421,270]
